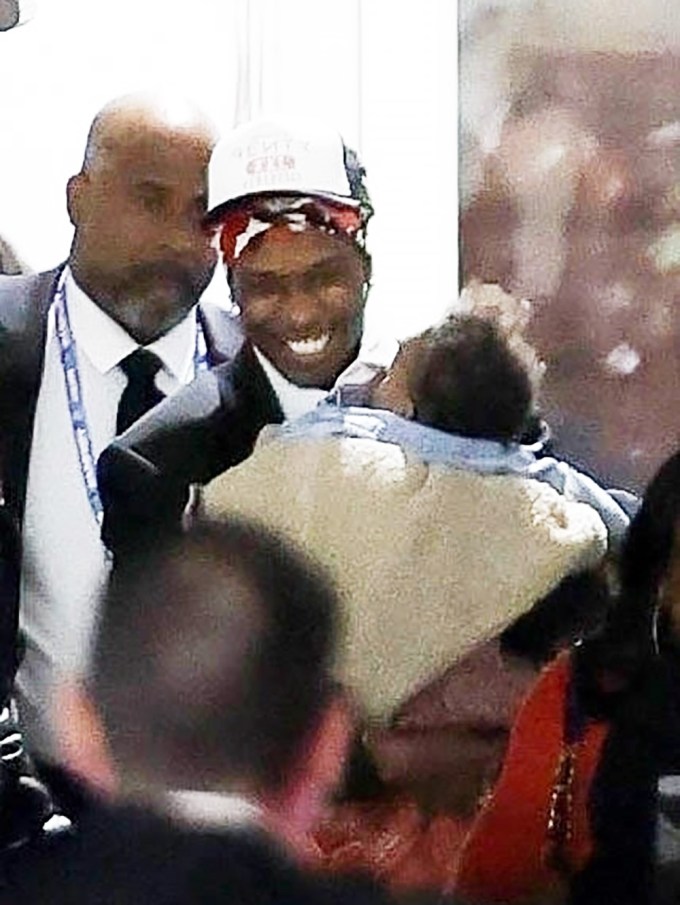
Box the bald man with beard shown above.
[0,94,280,788]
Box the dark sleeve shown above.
[97,349,282,559]
[500,567,612,667]
[568,661,664,905]
[568,724,657,905]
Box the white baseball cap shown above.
[207,118,365,220]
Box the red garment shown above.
[455,653,610,903]
[314,794,469,894]
[311,641,540,896]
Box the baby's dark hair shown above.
[407,314,542,443]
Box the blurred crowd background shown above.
[462,0,680,491]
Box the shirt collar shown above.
[166,790,263,830]
[64,266,197,382]
[347,334,400,373]
[254,348,327,420]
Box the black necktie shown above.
[116,349,165,435]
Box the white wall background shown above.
[0,0,457,342]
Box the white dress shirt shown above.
[17,267,198,759]
[166,791,263,830]
[254,349,327,421]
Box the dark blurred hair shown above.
[580,448,680,682]
[407,314,539,442]
[91,518,339,794]
[619,450,680,607]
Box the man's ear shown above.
[304,691,355,806]
[266,691,354,840]
[66,172,87,228]
[360,248,372,287]
[55,680,118,797]
[370,348,415,419]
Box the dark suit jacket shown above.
[96,315,283,557]
[0,802,429,905]
[0,268,283,696]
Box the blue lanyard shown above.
[53,271,209,528]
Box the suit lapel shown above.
[198,302,249,366]
[199,302,284,424]
[0,267,61,519]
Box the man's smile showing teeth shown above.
[286,334,331,356]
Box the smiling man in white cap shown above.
[206,118,382,412]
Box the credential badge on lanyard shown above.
[52,270,209,531]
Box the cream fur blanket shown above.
[203,431,607,722]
